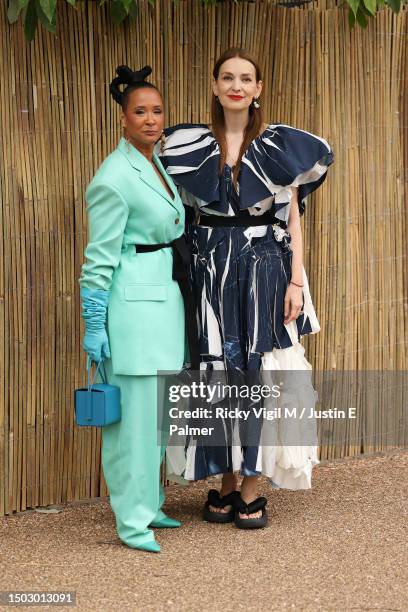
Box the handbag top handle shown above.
[87,357,108,391]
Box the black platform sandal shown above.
[202,489,239,523]
[234,494,268,529]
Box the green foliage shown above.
[7,0,29,23]
[363,0,377,15]
[36,0,57,33]
[6,0,406,41]
[348,0,403,28]
[386,0,402,10]
[109,0,129,24]
[39,0,57,22]
[23,0,37,41]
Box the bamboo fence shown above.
[0,0,407,515]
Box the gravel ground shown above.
[1,449,407,612]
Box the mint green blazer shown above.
[79,137,186,375]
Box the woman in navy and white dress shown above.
[159,47,334,528]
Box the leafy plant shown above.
[6,0,405,41]
[347,0,402,27]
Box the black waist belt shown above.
[197,209,281,227]
[134,236,199,370]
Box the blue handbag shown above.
[74,358,121,426]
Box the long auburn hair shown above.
[211,47,264,187]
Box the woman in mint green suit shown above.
[78,66,189,553]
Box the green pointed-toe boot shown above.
[150,515,181,529]
[128,539,161,553]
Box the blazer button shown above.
[175,218,180,224]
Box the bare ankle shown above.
[220,473,238,496]
[240,475,260,504]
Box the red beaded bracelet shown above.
[290,280,304,288]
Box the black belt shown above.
[197,209,281,227]
[134,236,199,370]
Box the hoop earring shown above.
[252,98,260,109]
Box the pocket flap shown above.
[124,284,168,301]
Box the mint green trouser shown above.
[100,361,168,548]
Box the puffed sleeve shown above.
[78,180,129,291]
[159,123,221,208]
[241,124,334,223]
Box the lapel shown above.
[117,137,180,212]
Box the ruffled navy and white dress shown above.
[159,123,334,490]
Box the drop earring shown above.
[124,132,131,154]
[122,122,131,153]
[160,131,166,154]
[253,98,260,109]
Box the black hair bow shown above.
[109,65,152,105]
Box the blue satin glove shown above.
[80,288,111,362]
